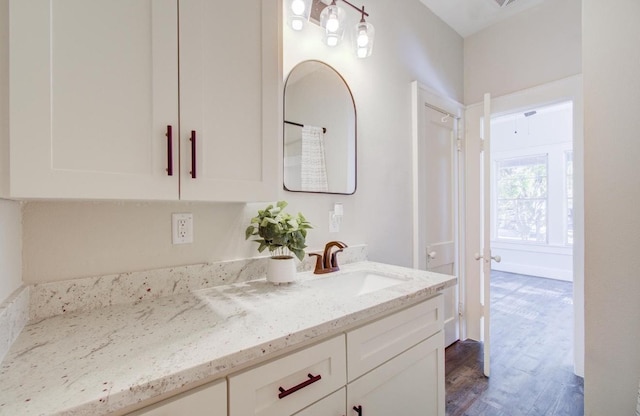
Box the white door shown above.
[480,93,492,377]
[412,82,463,349]
[9,0,179,200]
[422,106,459,347]
[477,93,501,377]
[178,0,279,202]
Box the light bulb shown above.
[327,35,338,47]
[357,30,369,47]
[326,13,339,33]
[353,19,374,58]
[291,0,305,16]
[291,18,304,31]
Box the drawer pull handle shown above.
[353,405,363,415]
[278,373,322,399]
[166,125,173,176]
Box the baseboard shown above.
[492,262,573,281]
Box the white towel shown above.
[301,125,329,192]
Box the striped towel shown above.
[636,378,640,416]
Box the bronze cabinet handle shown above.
[277,373,322,399]
[190,130,197,179]
[166,125,173,176]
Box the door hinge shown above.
[458,302,464,317]
[456,138,463,152]
[479,138,485,152]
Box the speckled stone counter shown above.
[0,261,456,415]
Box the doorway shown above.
[463,75,584,377]
[488,100,576,383]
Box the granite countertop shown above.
[0,261,456,415]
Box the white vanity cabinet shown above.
[346,295,445,416]
[228,295,445,416]
[127,379,227,416]
[7,0,278,201]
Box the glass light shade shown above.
[354,20,375,58]
[288,0,311,31]
[291,16,305,31]
[291,0,306,15]
[320,3,345,47]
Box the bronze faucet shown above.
[309,241,348,274]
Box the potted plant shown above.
[245,201,313,283]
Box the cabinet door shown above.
[9,0,179,199]
[293,388,345,416]
[127,379,226,416]
[347,333,445,416]
[178,0,280,202]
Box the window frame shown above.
[493,153,550,244]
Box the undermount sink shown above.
[306,270,407,296]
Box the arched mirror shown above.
[283,60,356,194]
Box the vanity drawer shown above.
[128,379,226,416]
[346,295,443,381]
[228,335,346,416]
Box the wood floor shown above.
[445,271,584,416]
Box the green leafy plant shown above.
[245,201,313,261]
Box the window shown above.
[495,155,548,243]
[565,151,574,245]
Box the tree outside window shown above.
[496,155,548,243]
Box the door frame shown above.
[411,81,466,339]
[463,75,584,377]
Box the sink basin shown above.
[307,270,407,296]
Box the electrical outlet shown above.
[172,213,193,244]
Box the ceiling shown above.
[419,0,547,38]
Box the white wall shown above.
[464,0,581,105]
[0,1,21,304]
[0,0,8,197]
[283,0,463,267]
[0,200,22,303]
[583,1,640,414]
[18,0,463,284]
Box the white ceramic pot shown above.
[267,255,297,284]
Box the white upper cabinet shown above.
[7,0,279,201]
[178,0,279,202]
[9,0,179,200]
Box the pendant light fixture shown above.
[288,0,312,31]
[295,0,374,57]
[354,6,374,58]
[320,0,345,47]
